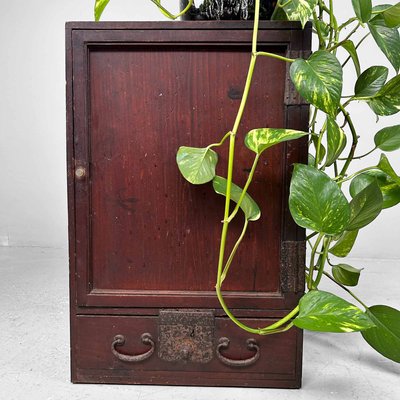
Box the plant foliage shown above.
[94,0,400,365]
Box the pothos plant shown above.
[94,0,400,364]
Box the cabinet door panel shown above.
[68,23,307,309]
[89,45,285,293]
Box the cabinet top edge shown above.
[66,20,311,31]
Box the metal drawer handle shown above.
[216,337,260,367]
[111,333,155,363]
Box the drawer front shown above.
[72,314,302,388]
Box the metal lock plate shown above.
[158,309,214,363]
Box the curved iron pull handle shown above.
[216,337,260,367]
[111,333,155,362]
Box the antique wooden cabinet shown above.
[66,21,311,388]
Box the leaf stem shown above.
[308,233,324,290]
[313,236,332,288]
[338,17,358,32]
[327,22,361,52]
[150,0,193,20]
[255,51,294,63]
[221,219,249,283]
[337,166,377,183]
[322,270,369,309]
[342,32,370,69]
[208,131,231,149]
[338,104,358,182]
[338,147,377,161]
[313,10,326,49]
[226,154,260,222]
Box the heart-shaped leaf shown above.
[332,263,362,287]
[368,16,400,72]
[374,125,400,151]
[94,0,111,21]
[244,128,308,155]
[289,164,350,235]
[354,66,388,98]
[362,305,400,362]
[212,176,261,221]
[290,51,343,117]
[326,116,347,166]
[293,290,375,333]
[352,0,372,22]
[377,154,400,185]
[350,170,400,209]
[347,181,383,230]
[341,40,361,76]
[329,230,359,258]
[281,0,318,28]
[380,2,400,28]
[176,146,218,185]
[368,74,400,116]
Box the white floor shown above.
[0,247,399,400]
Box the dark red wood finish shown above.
[67,21,310,388]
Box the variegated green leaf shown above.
[354,66,388,98]
[289,164,350,235]
[362,305,400,363]
[176,146,218,185]
[380,2,400,28]
[290,51,342,117]
[329,230,359,258]
[368,74,400,116]
[377,154,400,185]
[293,290,375,333]
[326,116,347,166]
[94,0,110,21]
[332,264,362,287]
[352,0,372,23]
[350,170,400,209]
[368,16,400,72]
[341,40,361,76]
[281,0,318,28]
[347,181,383,230]
[212,176,261,221]
[244,128,308,155]
[374,125,400,151]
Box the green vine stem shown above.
[313,236,332,288]
[215,0,300,334]
[149,0,193,20]
[220,218,249,283]
[307,233,324,289]
[208,131,231,149]
[94,0,400,365]
[322,270,369,309]
[226,154,260,223]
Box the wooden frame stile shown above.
[66,21,311,388]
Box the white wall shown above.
[0,0,398,258]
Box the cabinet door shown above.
[67,22,309,311]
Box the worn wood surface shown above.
[67,21,310,387]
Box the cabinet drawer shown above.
[73,314,302,388]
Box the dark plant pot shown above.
[180,0,277,20]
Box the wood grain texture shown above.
[73,314,301,387]
[66,21,311,387]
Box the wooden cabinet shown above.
[66,21,311,388]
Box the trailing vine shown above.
[95,0,400,363]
